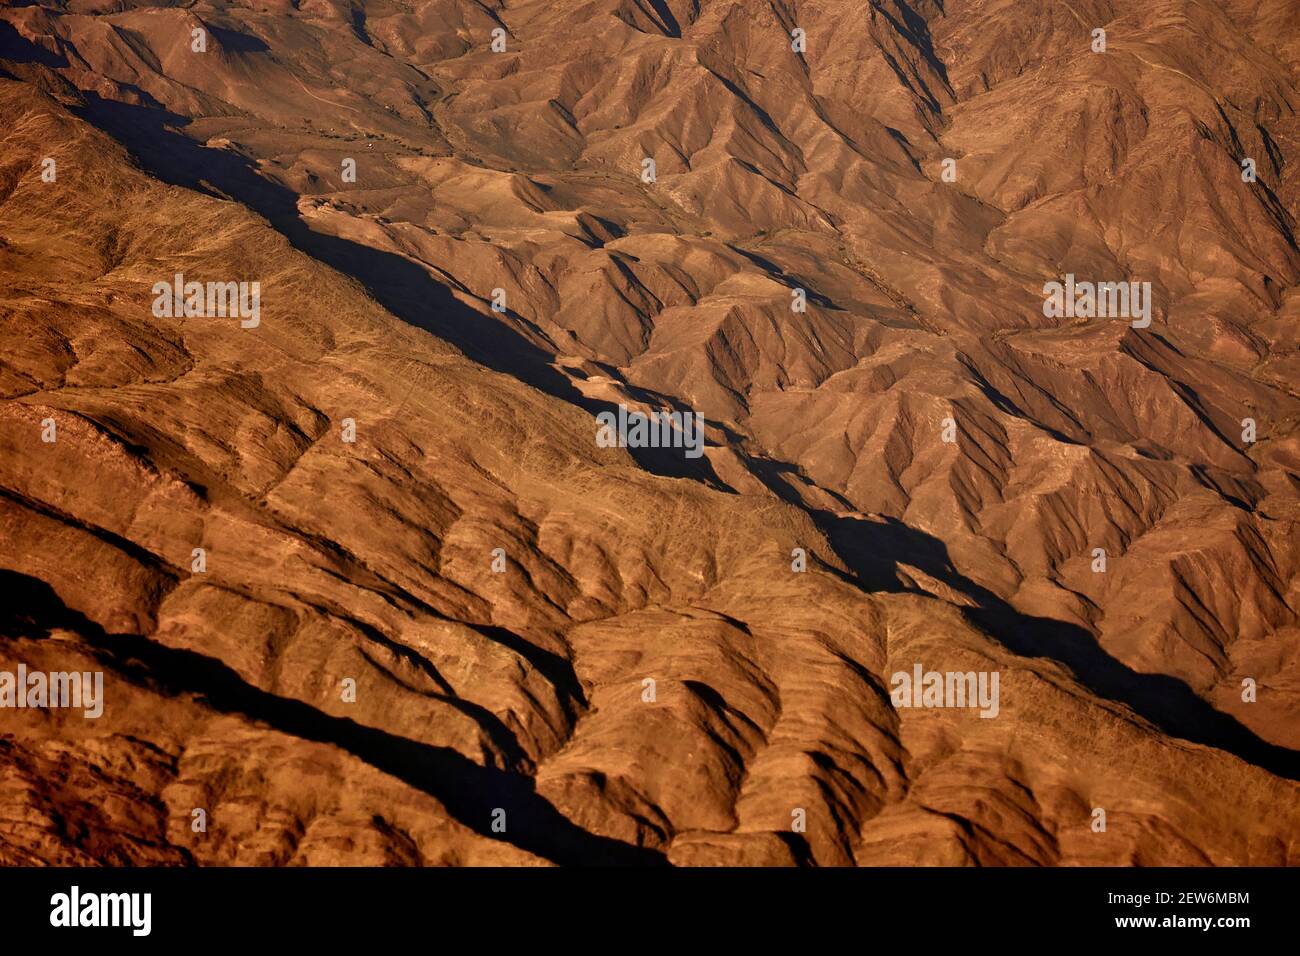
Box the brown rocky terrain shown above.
[0,0,1299,866]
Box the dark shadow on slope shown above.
[884,0,953,91]
[744,454,856,512]
[635,389,1300,783]
[642,0,682,38]
[207,25,270,55]
[337,614,535,771]
[0,19,67,67]
[773,830,816,865]
[474,623,587,708]
[730,246,838,308]
[813,511,1300,783]
[75,93,731,490]
[704,71,789,145]
[0,570,668,866]
[346,5,372,47]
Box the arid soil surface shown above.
[1,0,1299,865]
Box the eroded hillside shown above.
[1,0,1299,865]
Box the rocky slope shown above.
[0,0,1298,865]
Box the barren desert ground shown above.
[1,0,1299,867]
